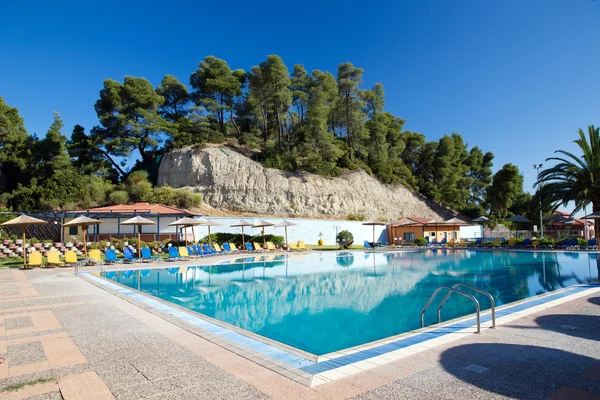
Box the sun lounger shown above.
[364,240,373,249]
[47,249,64,267]
[123,247,140,263]
[297,241,307,250]
[178,247,190,260]
[28,250,43,268]
[266,242,276,251]
[213,244,223,253]
[203,244,216,255]
[89,249,104,264]
[104,249,122,264]
[65,250,78,266]
[141,247,160,262]
[245,242,254,252]
[586,239,598,250]
[168,247,182,261]
[253,242,263,252]
[228,243,240,252]
[288,242,298,251]
[222,243,232,253]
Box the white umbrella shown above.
[120,216,156,257]
[362,220,386,246]
[203,220,223,246]
[253,220,275,246]
[274,220,297,250]
[1,215,47,269]
[230,220,254,248]
[169,217,204,245]
[63,215,103,258]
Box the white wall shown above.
[190,217,388,246]
[460,225,482,240]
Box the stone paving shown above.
[0,263,599,399]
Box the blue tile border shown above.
[82,272,315,369]
[300,284,597,374]
[82,271,597,379]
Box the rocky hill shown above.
[157,147,454,220]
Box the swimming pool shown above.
[101,250,599,356]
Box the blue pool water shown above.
[102,250,599,355]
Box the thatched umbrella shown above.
[120,216,156,257]
[0,215,47,269]
[169,217,204,245]
[230,220,254,248]
[252,220,274,246]
[505,215,530,239]
[473,216,492,242]
[203,220,223,246]
[444,217,469,243]
[62,215,102,258]
[362,220,386,246]
[274,220,297,250]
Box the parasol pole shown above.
[184,226,188,246]
[242,226,245,248]
[285,226,288,251]
[83,225,88,258]
[22,226,26,269]
[192,225,196,244]
[263,228,266,246]
[137,225,141,258]
[372,225,375,245]
[208,226,212,246]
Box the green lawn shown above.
[306,244,365,251]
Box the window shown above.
[404,232,415,242]
[430,232,436,237]
[452,231,458,240]
[68,226,78,235]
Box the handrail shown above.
[437,284,495,328]
[74,259,105,277]
[420,286,481,333]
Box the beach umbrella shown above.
[274,220,297,250]
[581,212,600,239]
[169,217,204,245]
[62,215,102,259]
[252,220,274,246]
[505,215,530,238]
[120,216,156,258]
[473,216,492,242]
[203,220,223,246]
[230,220,254,248]
[444,217,469,243]
[362,220,386,246]
[1,215,47,269]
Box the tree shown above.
[92,76,171,176]
[190,56,243,134]
[67,125,118,180]
[156,74,190,122]
[335,62,367,161]
[486,163,524,217]
[247,55,291,143]
[0,96,30,193]
[537,125,600,239]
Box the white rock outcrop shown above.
[157,147,452,220]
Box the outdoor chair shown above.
[266,241,276,251]
[213,244,223,253]
[141,247,160,262]
[177,246,190,260]
[64,250,78,266]
[586,239,598,250]
[104,249,122,264]
[47,249,64,267]
[297,241,307,250]
[245,242,254,252]
[123,247,140,263]
[89,249,104,265]
[28,250,43,268]
[168,246,181,261]
[364,240,373,249]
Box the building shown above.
[387,217,464,244]
[62,203,199,242]
[545,211,594,239]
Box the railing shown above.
[420,286,481,333]
[437,284,495,328]
[74,259,104,277]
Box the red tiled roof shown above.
[75,203,199,216]
[389,217,435,227]
[552,211,593,226]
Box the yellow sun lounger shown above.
[266,242,276,251]
[297,241,307,250]
[229,243,239,252]
[288,243,298,251]
[65,250,78,266]
[213,244,223,253]
[27,251,43,268]
[47,249,64,267]
[253,242,263,252]
[178,247,190,259]
[89,249,103,264]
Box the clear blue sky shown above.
[1,0,599,203]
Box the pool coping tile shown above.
[81,271,600,388]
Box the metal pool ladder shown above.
[420,284,496,334]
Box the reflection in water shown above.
[105,250,599,355]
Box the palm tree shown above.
[536,125,600,240]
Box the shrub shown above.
[540,238,554,246]
[336,230,354,248]
[414,237,427,246]
[578,238,588,247]
[109,191,129,205]
[152,185,177,205]
[174,190,203,208]
[347,213,366,221]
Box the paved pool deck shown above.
[1,259,599,399]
